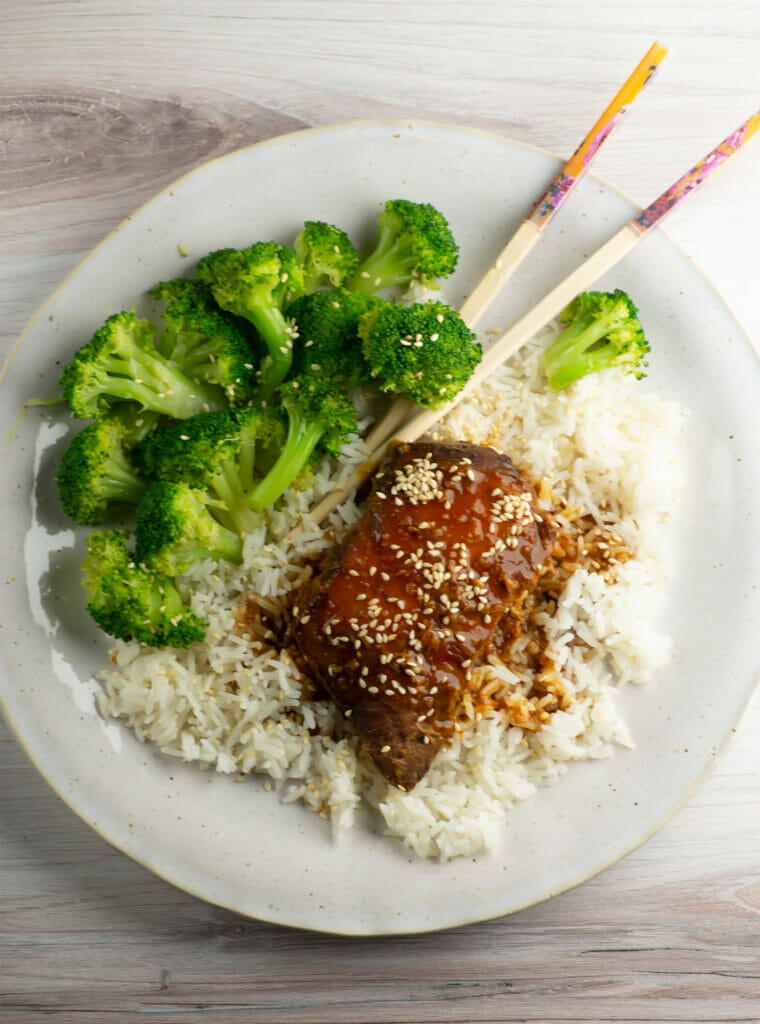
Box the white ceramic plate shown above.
[2,120,759,936]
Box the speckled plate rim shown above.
[1,118,759,936]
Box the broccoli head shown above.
[543,289,650,390]
[294,220,360,293]
[195,242,305,400]
[359,300,481,408]
[135,480,244,575]
[59,311,219,421]
[82,529,205,648]
[150,278,259,406]
[288,287,377,389]
[57,417,148,525]
[347,199,459,294]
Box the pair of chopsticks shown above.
[304,44,759,530]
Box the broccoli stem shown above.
[172,336,222,380]
[113,405,162,445]
[99,351,214,418]
[208,462,261,536]
[244,303,294,399]
[153,516,243,568]
[349,227,412,294]
[154,581,193,626]
[249,405,324,511]
[103,451,149,505]
[237,430,257,489]
[185,529,244,567]
[543,312,625,390]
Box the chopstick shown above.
[303,110,760,530]
[359,42,669,455]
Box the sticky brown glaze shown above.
[293,441,553,790]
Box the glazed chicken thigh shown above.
[294,441,552,790]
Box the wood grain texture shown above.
[1,2,759,1022]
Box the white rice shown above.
[97,331,687,859]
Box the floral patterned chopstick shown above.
[457,41,668,328]
[630,110,760,234]
[527,41,669,231]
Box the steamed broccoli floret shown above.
[196,242,305,400]
[359,300,481,408]
[56,417,148,525]
[132,408,268,536]
[294,220,360,293]
[288,287,377,388]
[82,529,205,648]
[249,376,358,512]
[542,289,650,390]
[59,311,219,421]
[135,480,244,575]
[346,199,459,294]
[150,278,258,406]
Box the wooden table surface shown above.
[2,3,759,1022]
